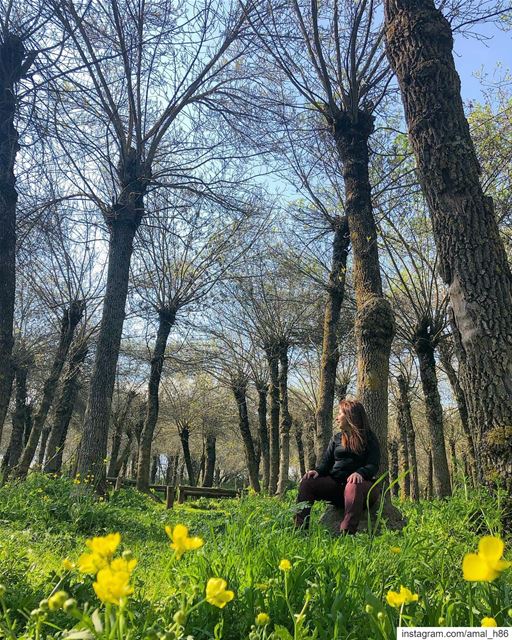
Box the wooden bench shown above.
[106,477,240,509]
[167,485,240,509]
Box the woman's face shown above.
[335,407,350,431]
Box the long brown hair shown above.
[338,399,369,454]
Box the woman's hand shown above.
[346,472,363,484]
[303,470,319,480]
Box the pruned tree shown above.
[384,0,512,502]
[48,0,258,490]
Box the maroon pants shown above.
[296,475,379,533]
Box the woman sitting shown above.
[295,399,380,534]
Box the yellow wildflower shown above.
[165,524,203,559]
[93,560,135,606]
[463,536,511,582]
[86,533,121,558]
[205,578,234,608]
[78,552,107,574]
[481,617,497,627]
[279,559,292,572]
[256,612,270,626]
[78,533,122,574]
[390,546,401,554]
[62,558,74,571]
[386,586,419,608]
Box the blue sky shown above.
[454,23,511,100]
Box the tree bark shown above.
[332,110,395,476]
[277,341,292,496]
[77,154,147,491]
[384,0,512,498]
[294,419,306,479]
[255,382,270,491]
[2,361,29,474]
[179,426,195,486]
[414,326,451,497]
[0,34,31,445]
[396,394,410,500]
[265,343,280,494]
[397,375,420,501]
[150,454,158,484]
[438,338,478,481]
[203,434,216,487]
[389,439,399,498]
[232,380,260,492]
[315,217,350,462]
[12,300,84,479]
[44,341,88,474]
[427,450,434,500]
[136,309,175,491]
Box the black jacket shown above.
[315,430,380,481]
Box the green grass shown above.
[0,474,510,639]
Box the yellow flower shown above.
[78,552,107,574]
[463,536,511,582]
[86,533,121,558]
[386,586,419,608]
[93,560,135,606]
[205,578,234,609]
[62,559,74,571]
[279,559,292,572]
[390,546,401,554]
[256,612,270,626]
[78,533,122,574]
[481,617,497,627]
[165,524,203,559]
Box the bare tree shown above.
[246,0,396,473]
[384,0,512,499]
[382,209,452,497]
[0,0,51,442]
[132,196,261,492]
[48,0,257,489]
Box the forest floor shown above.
[0,474,510,639]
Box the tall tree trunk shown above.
[315,217,350,461]
[44,340,88,475]
[389,439,399,498]
[294,419,306,479]
[256,382,269,491]
[332,111,395,475]
[112,430,134,479]
[397,375,420,502]
[203,434,216,487]
[427,450,434,500]
[304,412,316,471]
[3,361,29,474]
[449,438,457,485]
[232,380,260,492]
[277,341,292,496]
[265,343,280,494]
[37,427,50,468]
[415,327,451,497]
[396,398,410,500]
[150,454,158,484]
[12,300,84,480]
[0,34,32,445]
[384,0,512,500]
[77,159,146,490]
[438,338,478,480]
[179,426,195,486]
[136,309,175,491]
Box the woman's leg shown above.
[295,475,344,528]
[339,480,380,534]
